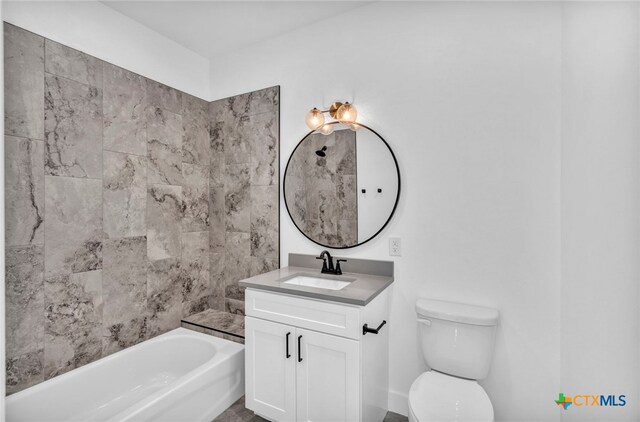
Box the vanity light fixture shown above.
[318,123,335,135]
[305,108,325,130]
[305,101,359,134]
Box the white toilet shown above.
[408,299,499,422]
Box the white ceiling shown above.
[101,1,372,59]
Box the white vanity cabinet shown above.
[244,288,390,422]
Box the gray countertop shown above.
[238,259,394,306]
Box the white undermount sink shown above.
[282,274,355,290]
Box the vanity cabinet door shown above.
[245,317,296,422]
[295,328,360,422]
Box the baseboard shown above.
[388,389,409,417]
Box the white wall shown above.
[561,3,640,421]
[355,129,399,242]
[209,2,639,421]
[3,0,210,99]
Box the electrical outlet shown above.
[389,237,402,256]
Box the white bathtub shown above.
[6,328,244,422]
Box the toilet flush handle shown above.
[417,318,432,326]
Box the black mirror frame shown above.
[283,121,401,249]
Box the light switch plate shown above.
[389,237,401,256]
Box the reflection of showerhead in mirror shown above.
[315,146,327,157]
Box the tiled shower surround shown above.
[209,91,280,313]
[4,23,279,394]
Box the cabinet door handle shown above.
[297,335,303,362]
[286,332,291,358]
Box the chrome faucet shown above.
[316,250,347,275]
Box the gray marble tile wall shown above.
[209,87,280,315]
[286,129,357,246]
[4,24,218,393]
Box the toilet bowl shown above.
[409,299,499,422]
[408,371,493,422]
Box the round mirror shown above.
[284,122,400,249]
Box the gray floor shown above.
[214,397,408,422]
[213,396,267,422]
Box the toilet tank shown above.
[416,299,499,380]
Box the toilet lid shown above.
[409,371,494,422]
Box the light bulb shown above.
[305,108,325,130]
[349,123,361,131]
[336,102,357,124]
[319,124,334,135]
